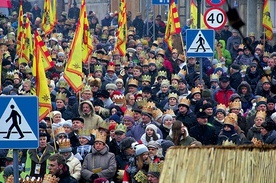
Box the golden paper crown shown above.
[241,65,248,73]
[94,64,103,72]
[94,130,107,143]
[263,51,270,57]
[25,66,32,74]
[238,44,244,50]
[261,76,270,84]
[168,92,178,99]
[142,75,151,82]
[210,73,219,81]
[115,124,127,133]
[216,104,226,112]
[191,87,201,95]
[227,113,238,122]
[53,126,66,136]
[152,108,163,120]
[43,174,60,183]
[228,101,241,109]
[107,64,115,72]
[255,44,263,51]
[88,76,102,87]
[55,92,67,101]
[157,49,165,55]
[171,74,180,81]
[178,69,187,76]
[148,162,164,173]
[224,116,236,126]
[161,79,170,87]
[263,66,272,75]
[255,111,266,119]
[78,128,91,136]
[92,52,98,58]
[136,98,148,108]
[99,121,110,131]
[139,51,147,58]
[163,109,176,117]
[148,58,156,65]
[222,139,236,146]
[177,54,186,62]
[58,80,68,88]
[179,97,190,106]
[124,109,135,118]
[256,96,267,103]
[128,78,138,87]
[113,94,126,105]
[115,59,121,66]
[134,170,148,183]
[157,70,167,78]
[5,71,14,80]
[82,85,92,93]
[216,63,223,68]
[142,59,149,66]
[58,138,71,149]
[142,102,156,115]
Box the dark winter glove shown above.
[91,174,99,181]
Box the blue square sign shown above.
[186,29,215,57]
[0,96,39,149]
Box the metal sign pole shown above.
[13,149,19,183]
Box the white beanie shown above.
[146,124,158,134]
[162,114,173,124]
[115,78,124,85]
[271,112,276,121]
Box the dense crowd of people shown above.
[1,1,276,183]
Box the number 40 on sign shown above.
[204,7,227,30]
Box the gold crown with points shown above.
[54,127,66,137]
[157,70,167,78]
[255,44,263,51]
[229,101,241,109]
[58,80,68,88]
[191,87,201,95]
[148,162,164,174]
[222,139,236,146]
[171,74,180,81]
[168,92,178,99]
[216,104,226,111]
[25,66,32,74]
[128,78,138,87]
[256,110,267,119]
[241,65,248,71]
[142,75,151,82]
[148,58,156,65]
[263,66,272,75]
[224,116,236,126]
[263,51,270,57]
[136,98,148,108]
[5,71,14,80]
[94,64,103,72]
[98,121,111,131]
[227,113,238,122]
[58,138,71,149]
[178,97,190,106]
[161,79,170,87]
[257,96,267,103]
[113,94,126,105]
[90,129,98,136]
[107,64,115,72]
[124,109,135,118]
[164,109,176,117]
[142,59,149,66]
[55,92,67,101]
[42,174,60,183]
[261,76,271,84]
[177,54,186,62]
[134,170,148,183]
[152,108,163,120]
[178,69,187,76]
[82,84,92,93]
[142,102,156,115]
[94,130,107,143]
[78,128,91,137]
[210,73,219,81]
[157,49,165,56]
[238,44,244,50]
[115,124,127,133]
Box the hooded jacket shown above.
[237,81,254,112]
[81,145,117,182]
[78,100,103,130]
[214,39,232,67]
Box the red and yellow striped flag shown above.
[42,0,54,35]
[52,0,57,26]
[190,0,207,29]
[16,1,24,56]
[165,0,181,51]
[262,0,273,40]
[115,0,127,56]
[33,31,52,121]
[64,0,91,92]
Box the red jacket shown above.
[213,86,235,107]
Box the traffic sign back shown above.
[186,29,215,57]
[152,0,178,4]
[0,96,39,149]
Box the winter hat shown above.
[230,63,241,71]
[160,140,174,157]
[3,165,22,178]
[109,114,121,123]
[135,144,148,156]
[115,78,124,85]
[162,114,173,124]
[261,122,275,132]
[147,141,160,149]
[271,112,276,121]
[201,89,212,99]
[229,93,241,102]
[123,115,135,124]
[201,102,213,111]
[146,124,158,134]
[212,59,218,65]
[214,67,223,74]
[120,137,136,151]
[52,111,62,117]
[106,83,117,90]
[93,99,104,108]
[2,59,11,66]
[97,89,110,98]
[39,122,47,130]
[68,96,77,106]
[109,123,117,131]
[61,120,72,128]
[1,85,13,95]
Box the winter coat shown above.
[81,145,117,182]
[166,133,198,146]
[127,122,163,141]
[226,35,242,51]
[213,85,235,107]
[132,17,144,38]
[108,138,121,156]
[190,124,218,145]
[261,130,276,144]
[175,110,197,131]
[66,153,81,181]
[212,118,224,135]
[244,70,261,93]
[237,81,255,113]
[217,132,242,145]
[247,125,262,141]
[159,124,171,139]
[230,71,242,91]
[57,164,78,183]
[214,40,232,67]
[78,100,103,130]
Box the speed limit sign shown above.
[204,7,227,30]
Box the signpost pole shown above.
[13,149,19,183]
[197,0,203,83]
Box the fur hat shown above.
[120,137,136,151]
[106,83,117,91]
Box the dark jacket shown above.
[247,125,262,141]
[58,164,78,183]
[261,130,276,144]
[108,138,121,156]
[176,109,197,131]
[237,81,254,113]
[230,72,242,91]
[217,132,242,145]
[190,124,218,145]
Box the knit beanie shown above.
[109,114,121,123]
[161,114,173,124]
[146,124,158,134]
[123,115,135,124]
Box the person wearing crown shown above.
[108,124,127,156]
[247,111,267,141]
[81,130,117,182]
[163,92,179,111]
[255,76,272,98]
[55,92,74,121]
[102,62,118,88]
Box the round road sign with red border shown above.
[204,7,227,30]
[206,0,226,7]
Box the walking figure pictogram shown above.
[3,105,24,139]
[195,34,206,52]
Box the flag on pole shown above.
[33,31,52,121]
[16,1,24,56]
[64,0,91,92]
[262,0,273,40]
[42,0,54,35]
[52,0,57,26]
[82,0,93,63]
[165,0,181,51]
[115,0,127,56]
[190,0,207,29]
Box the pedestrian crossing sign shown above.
[186,29,215,57]
[0,96,39,149]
